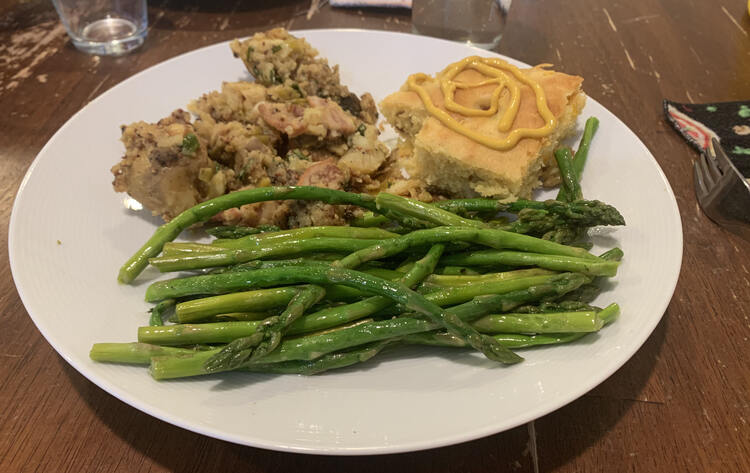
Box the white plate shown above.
[9,29,682,455]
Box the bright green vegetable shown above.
[440,250,619,277]
[147,272,588,379]
[118,186,381,284]
[557,117,599,202]
[90,343,204,364]
[146,264,521,365]
[206,285,327,371]
[149,237,389,273]
[471,311,603,334]
[555,148,582,202]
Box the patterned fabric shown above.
[664,99,750,177]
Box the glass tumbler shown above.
[51,0,148,55]
[411,0,512,50]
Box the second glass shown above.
[411,0,512,50]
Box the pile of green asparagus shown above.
[91,117,625,380]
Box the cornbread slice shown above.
[380,64,586,200]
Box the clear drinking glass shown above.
[51,0,148,55]
[411,0,512,50]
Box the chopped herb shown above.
[287,149,308,160]
[252,66,261,79]
[214,162,221,173]
[271,44,282,53]
[238,164,249,179]
[291,83,304,97]
[246,47,254,62]
[181,133,199,156]
[269,68,281,84]
[357,124,367,136]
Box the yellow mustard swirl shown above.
[406,56,557,150]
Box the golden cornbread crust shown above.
[380,65,586,200]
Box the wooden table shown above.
[1,0,749,471]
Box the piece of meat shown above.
[258,96,356,141]
[112,111,223,221]
[338,123,388,177]
[358,93,378,125]
[296,158,347,189]
[257,102,307,137]
[287,158,352,227]
[305,96,356,136]
[214,201,291,228]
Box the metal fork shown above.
[693,137,750,240]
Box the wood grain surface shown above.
[1,0,749,471]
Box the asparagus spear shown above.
[161,242,224,255]
[118,186,382,284]
[204,224,280,239]
[173,264,416,324]
[573,118,600,173]
[244,340,395,375]
[598,303,620,325]
[419,274,563,307]
[557,117,599,202]
[502,199,624,226]
[211,312,277,321]
[375,193,486,228]
[415,198,623,244]
[557,283,602,303]
[555,148,582,202]
[285,244,444,335]
[599,247,624,261]
[423,268,555,287]
[406,302,618,349]
[148,299,175,326]
[175,287,301,323]
[90,343,204,364]
[403,332,588,349]
[440,250,619,277]
[471,311,603,333]
[149,237,390,273]
[439,266,484,275]
[334,226,598,270]
[212,226,398,250]
[208,257,340,274]
[353,195,623,232]
[92,340,395,375]
[139,321,260,345]
[513,300,598,313]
